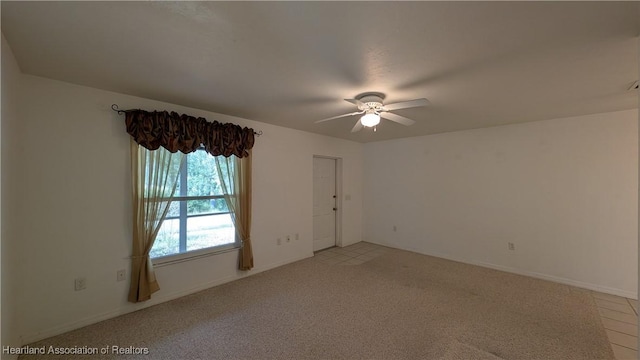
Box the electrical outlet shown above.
[508,242,515,251]
[393,225,397,232]
[277,238,282,245]
[116,269,126,282]
[295,233,299,241]
[74,277,87,291]
[286,235,291,243]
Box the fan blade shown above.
[383,98,430,111]
[380,112,416,126]
[351,119,364,133]
[314,111,362,124]
[344,98,364,108]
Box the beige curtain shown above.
[129,140,185,303]
[215,150,253,270]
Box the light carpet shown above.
[19,246,614,359]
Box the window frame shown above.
[151,150,241,266]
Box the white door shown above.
[313,157,336,251]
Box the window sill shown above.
[152,243,241,267]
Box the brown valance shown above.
[124,109,255,158]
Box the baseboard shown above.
[20,252,314,345]
[369,241,637,300]
[475,262,637,299]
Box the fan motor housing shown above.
[356,92,385,111]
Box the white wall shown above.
[1,33,23,359]
[363,110,638,298]
[6,73,362,345]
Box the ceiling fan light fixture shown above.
[314,93,428,133]
[361,111,380,127]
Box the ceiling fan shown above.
[315,92,430,133]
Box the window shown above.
[150,149,238,261]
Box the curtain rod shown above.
[111,104,263,137]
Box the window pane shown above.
[166,200,180,218]
[151,218,180,258]
[187,198,228,216]
[150,211,236,259]
[186,213,235,252]
[187,150,223,197]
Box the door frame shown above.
[313,155,343,248]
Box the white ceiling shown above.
[2,1,638,143]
